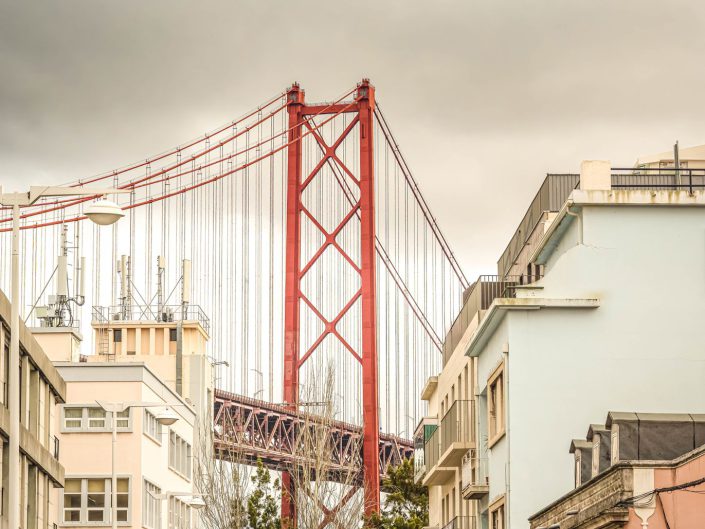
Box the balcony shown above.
[442,516,476,529]
[414,417,438,483]
[422,425,454,486]
[461,449,488,500]
[438,400,475,467]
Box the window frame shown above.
[487,360,506,448]
[143,409,163,445]
[489,494,506,529]
[60,476,132,527]
[142,479,162,529]
[61,405,133,434]
[168,430,192,481]
[168,496,191,529]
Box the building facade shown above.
[0,289,66,529]
[417,155,705,529]
[54,362,198,529]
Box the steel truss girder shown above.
[213,389,413,484]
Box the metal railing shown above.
[440,400,475,454]
[92,304,210,333]
[442,516,477,529]
[443,275,534,365]
[498,173,580,278]
[461,450,488,490]
[612,167,705,194]
[51,435,60,460]
[425,425,440,471]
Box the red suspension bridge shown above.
[0,79,468,523]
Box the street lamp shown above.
[0,185,126,529]
[96,400,179,529]
[84,199,125,225]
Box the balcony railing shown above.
[442,516,476,529]
[92,304,210,334]
[440,400,475,456]
[461,449,488,499]
[414,419,438,481]
[611,167,705,193]
[443,276,528,365]
[425,425,440,471]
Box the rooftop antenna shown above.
[674,140,681,187]
[118,255,132,319]
[157,256,166,319]
[182,259,191,319]
[35,224,85,327]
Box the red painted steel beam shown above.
[213,389,413,483]
[357,79,381,515]
[283,83,305,525]
[302,103,357,116]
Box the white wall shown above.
[475,202,705,528]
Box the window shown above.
[88,408,106,429]
[487,361,505,448]
[113,329,122,343]
[64,408,83,430]
[116,410,130,429]
[169,431,192,479]
[61,406,132,432]
[144,409,163,443]
[62,477,130,525]
[169,328,177,342]
[168,496,191,529]
[143,481,161,529]
[489,496,505,529]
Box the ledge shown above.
[465,298,600,358]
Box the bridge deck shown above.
[213,389,413,484]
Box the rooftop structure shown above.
[530,412,705,529]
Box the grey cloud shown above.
[1,0,704,275]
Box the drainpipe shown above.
[502,341,510,529]
[176,321,183,396]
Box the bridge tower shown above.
[282,80,380,524]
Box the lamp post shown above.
[0,186,125,529]
[96,401,179,529]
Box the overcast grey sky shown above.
[2,0,704,279]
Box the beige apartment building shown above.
[0,289,66,529]
[416,148,705,529]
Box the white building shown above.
[417,154,705,529]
